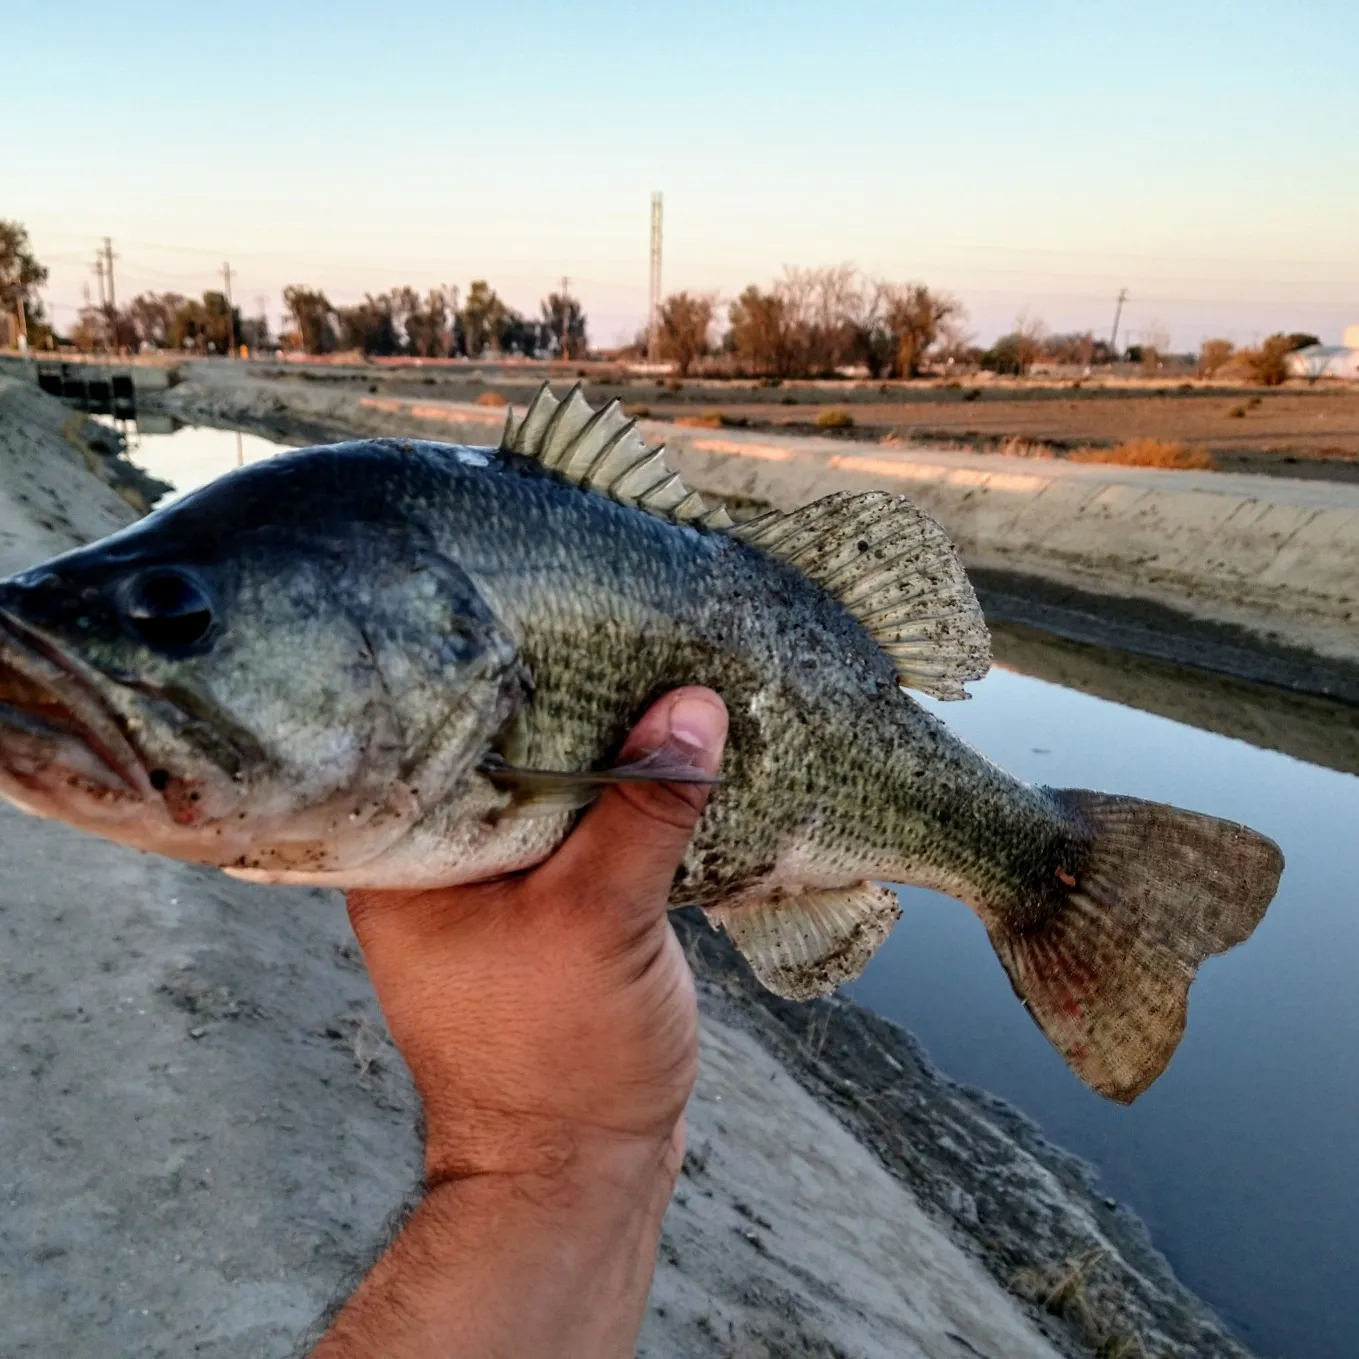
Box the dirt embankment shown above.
[0,381,1260,1357]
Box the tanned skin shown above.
[311,688,728,1359]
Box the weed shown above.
[1067,439,1212,470]
[814,407,855,430]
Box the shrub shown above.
[1239,335,1293,387]
[1068,439,1212,470]
[1198,338,1234,378]
[814,407,855,430]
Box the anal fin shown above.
[706,883,901,1000]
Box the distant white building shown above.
[1288,336,1359,380]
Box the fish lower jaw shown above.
[0,755,149,832]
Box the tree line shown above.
[0,218,1331,383]
[653,270,1139,380]
[652,269,1328,383]
[280,282,586,360]
[57,279,587,361]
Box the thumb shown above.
[543,687,728,914]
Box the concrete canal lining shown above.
[148,375,1359,671]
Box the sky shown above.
[8,0,1359,350]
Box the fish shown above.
[0,383,1283,1102]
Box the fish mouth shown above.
[0,612,147,803]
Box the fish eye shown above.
[121,569,217,653]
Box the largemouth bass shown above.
[0,384,1282,1102]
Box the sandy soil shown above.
[0,376,1259,1358]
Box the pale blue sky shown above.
[9,1,1358,348]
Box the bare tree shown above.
[881,284,965,378]
[461,280,508,356]
[1014,311,1048,375]
[283,286,336,354]
[775,265,862,376]
[126,292,186,349]
[727,285,789,376]
[657,292,715,376]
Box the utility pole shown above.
[647,191,663,363]
[102,237,117,312]
[221,262,236,356]
[1110,287,1128,355]
[92,253,107,351]
[558,275,570,358]
[12,293,27,351]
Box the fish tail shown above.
[987,789,1283,1103]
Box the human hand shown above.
[345,684,729,1194]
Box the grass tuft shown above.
[1067,439,1212,470]
[814,407,855,430]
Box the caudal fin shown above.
[988,790,1283,1104]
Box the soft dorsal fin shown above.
[733,491,990,699]
[502,382,734,529]
[503,384,988,699]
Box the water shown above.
[97,416,291,502]
[108,416,1356,1357]
[848,670,1358,1359]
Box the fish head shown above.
[0,475,521,876]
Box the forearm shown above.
[310,1136,680,1359]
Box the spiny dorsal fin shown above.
[502,382,734,529]
[503,385,987,698]
[733,490,990,699]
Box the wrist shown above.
[312,1126,682,1359]
[424,1113,685,1220]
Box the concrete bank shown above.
[152,375,1359,679]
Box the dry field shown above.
[336,364,1359,481]
[608,384,1359,479]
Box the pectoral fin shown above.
[481,750,723,815]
